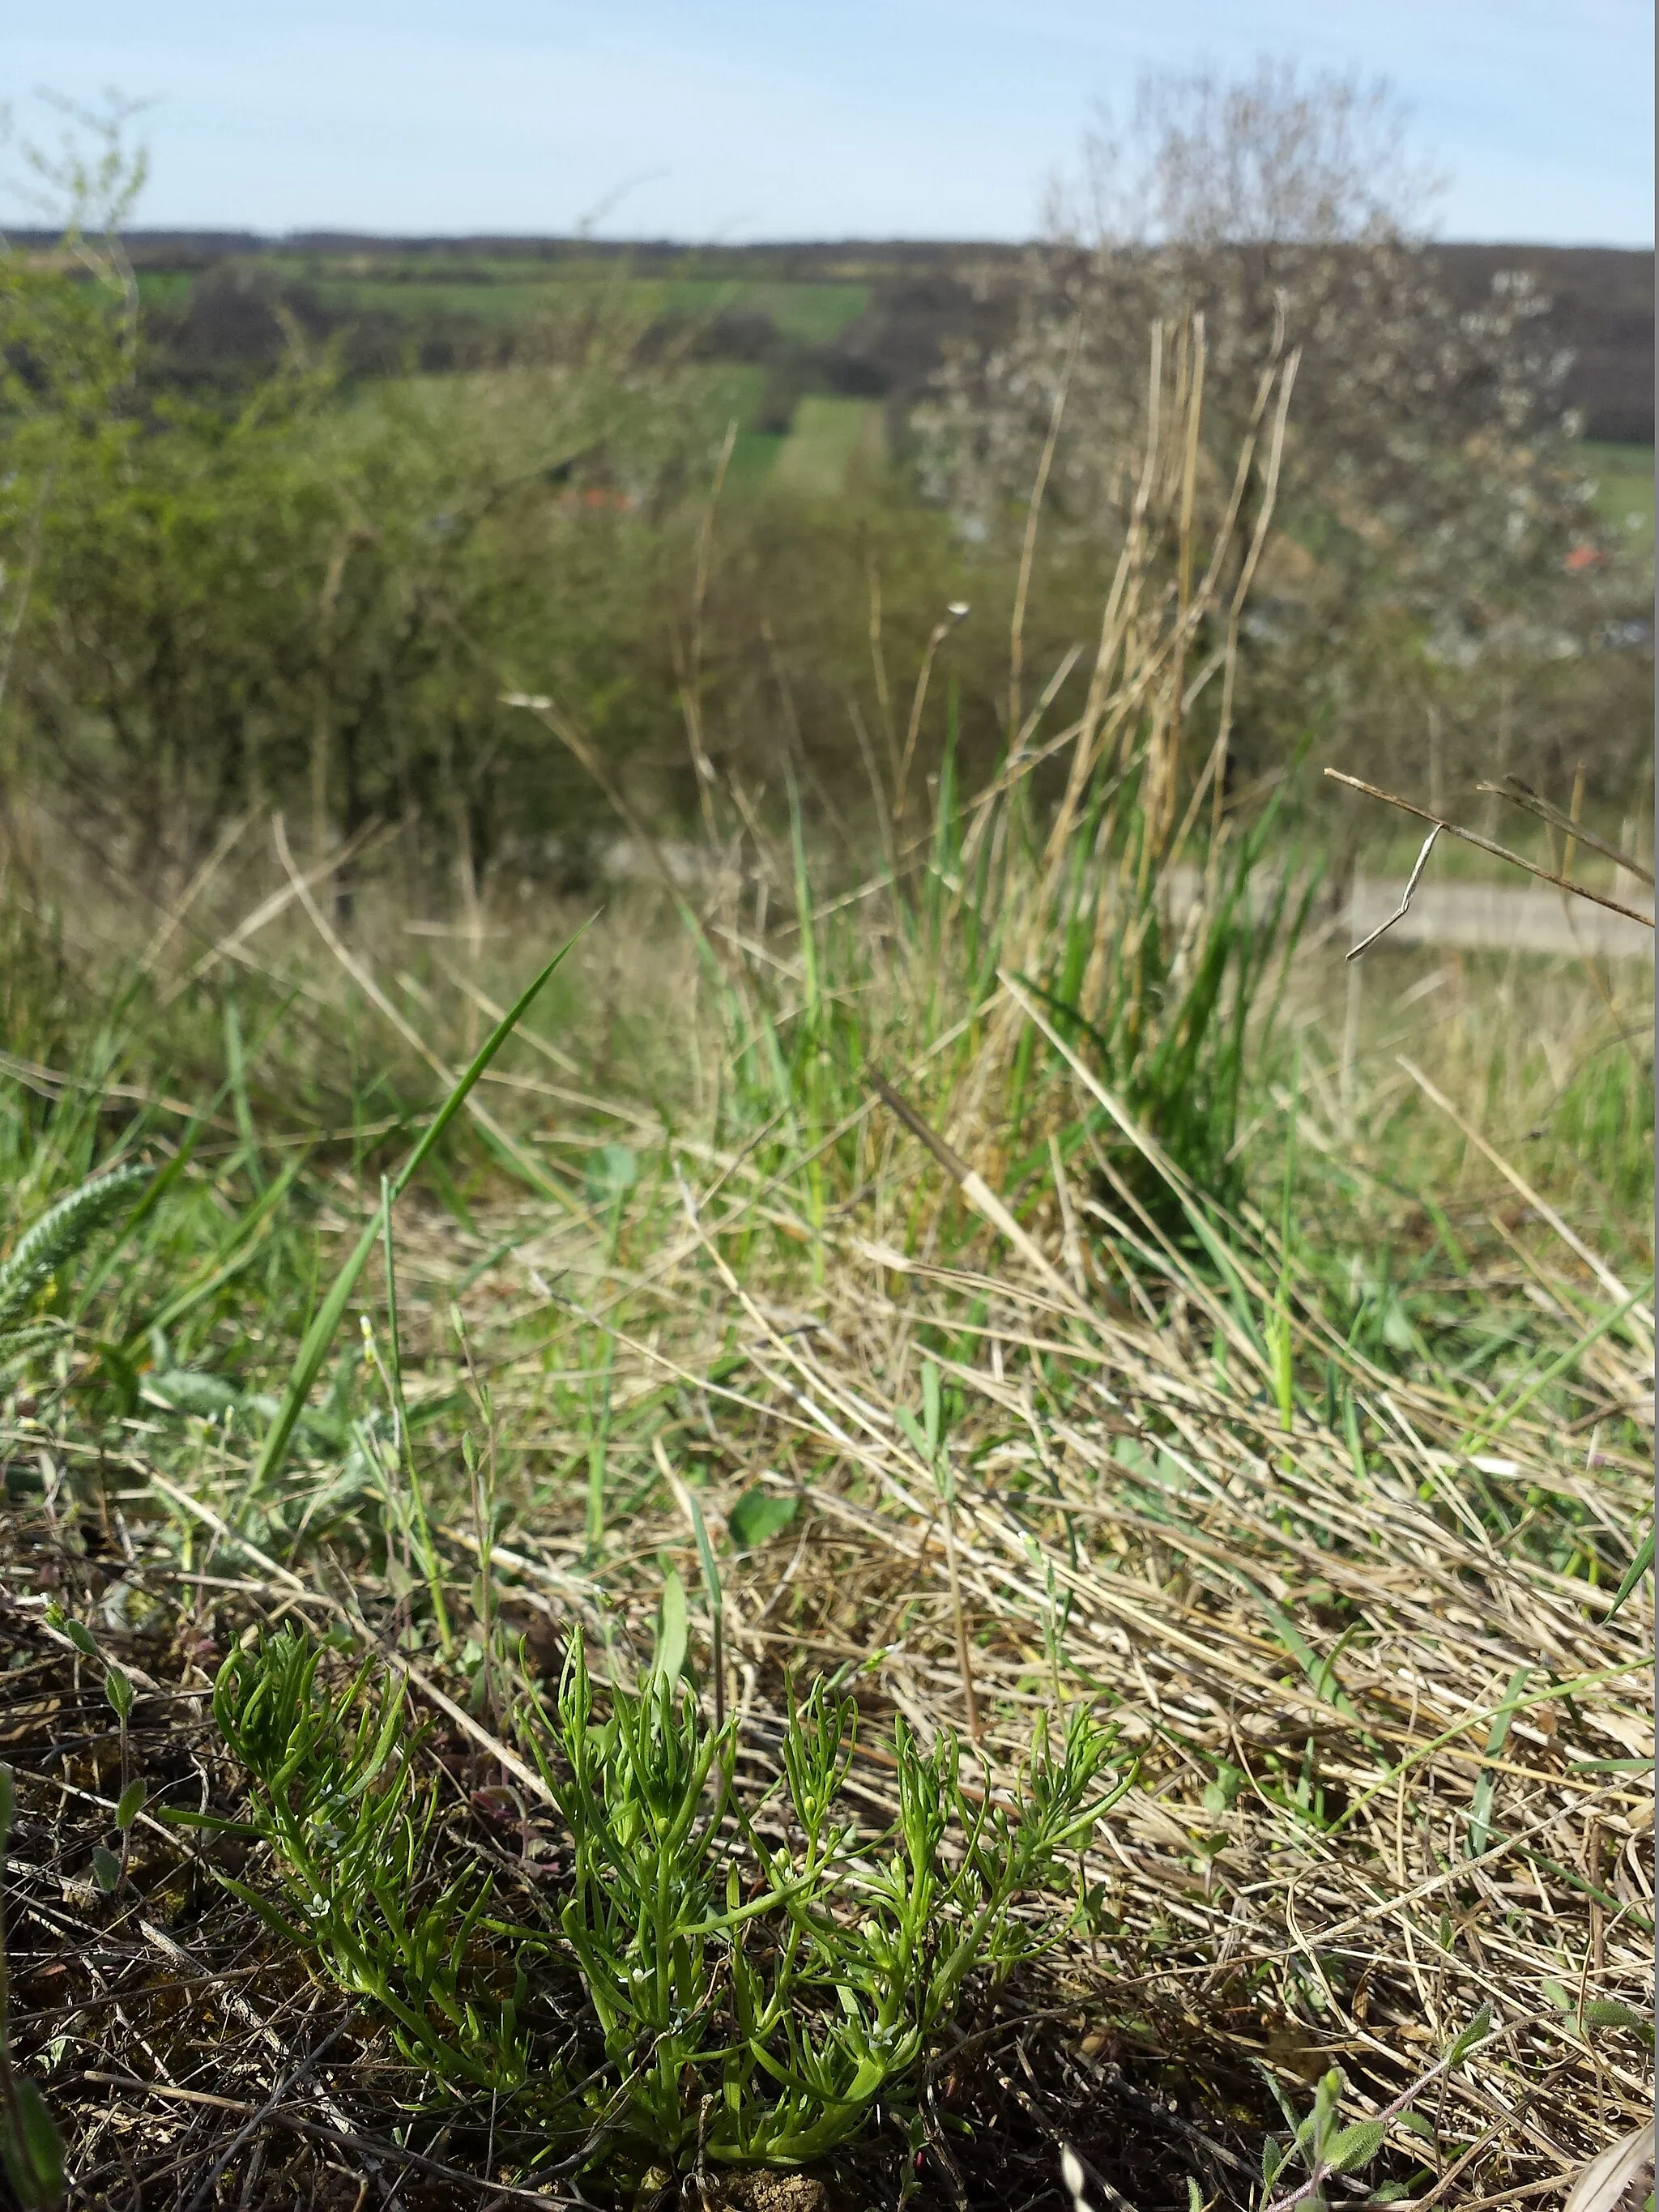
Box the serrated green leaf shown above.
[104,1667,134,1721]
[91,1843,122,1893]
[1324,2117,1388,2173]
[115,1779,147,1830]
[0,1161,148,1332]
[1261,2136,1285,2186]
[62,1621,98,1657]
[144,1368,240,1418]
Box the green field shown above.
[141,255,876,473]
[771,394,886,493]
[151,254,872,347]
[305,274,586,323]
[341,361,875,495]
[667,277,870,343]
[133,267,197,309]
[1580,439,1654,539]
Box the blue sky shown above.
[4,0,1652,245]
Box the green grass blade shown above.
[139,1154,307,1340]
[1468,1664,1529,1856]
[1607,1528,1653,1617]
[248,931,585,1496]
[1461,1286,1647,1457]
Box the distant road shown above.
[1159,865,1653,960]
[595,842,1655,960]
[1346,873,1653,959]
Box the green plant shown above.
[537,1634,1122,2168]
[213,1630,539,2098]
[215,1624,1124,2173]
[0,1163,148,1357]
[37,1610,151,1896]
[1260,2008,1495,2210]
[539,1637,1125,2170]
[0,1766,66,2212]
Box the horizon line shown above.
[7,225,1654,254]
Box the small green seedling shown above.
[1261,2005,1496,2209]
[46,1614,149,1894]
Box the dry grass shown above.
[0,311,1650,2211]
[2,910,1651,2206]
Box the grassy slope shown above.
[0,276,1650,2207]
[0,784,1650,2207]
[142,255,878,492]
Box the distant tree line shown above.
[19,228,1646,445]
